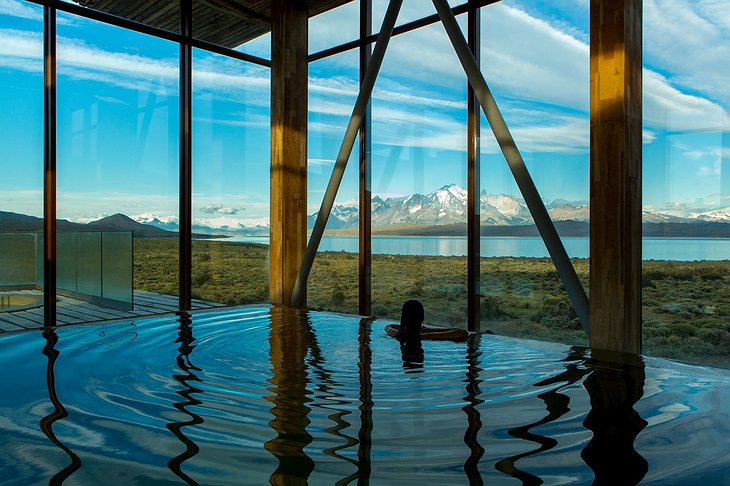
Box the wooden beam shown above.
[589,0,643,354]
[197,0,271,25]
[270,0,308,306]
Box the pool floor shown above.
[1,306,729,484]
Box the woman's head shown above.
[398,300,424,344]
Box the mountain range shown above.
[308,184,730,234]
[3,184,729,238]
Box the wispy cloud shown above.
[0,0,41,21]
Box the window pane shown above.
[307,49,359,314]
[479,1,589,345]
[235,32,270,61]
[0,2,44,327]
[372,0,460,31]
[371,21,468,328]
[309,0,358,54]
[192,50,270,306]
[642,0,730,366]
[57,13,179,318]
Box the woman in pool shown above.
[385,300,469,343]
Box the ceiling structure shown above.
[73,0,353,48]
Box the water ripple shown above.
[1,307,729,484]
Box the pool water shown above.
[1,306,729,485]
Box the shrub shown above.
[666,322,697,338]
[192,267,212,286]
[481,295,506,320]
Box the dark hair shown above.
[397,300,424,345]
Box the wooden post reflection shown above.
[494,347,590,485]
[581,353,648,485]
[264,306,314,485]
[40,328,81,484]
[166,314,204,485]
[463,334,485,485]
[355,317,373,484]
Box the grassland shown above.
[135,238,730,367]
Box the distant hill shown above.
[0,211,224,239]
[86,213,178,238]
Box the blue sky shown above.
[1,0,728,230]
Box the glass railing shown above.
[0,231,133,310]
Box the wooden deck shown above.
[0,290,227,333]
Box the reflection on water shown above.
[463,334,485,485]
[582,352,648,486]
[265,307,315,485]
[1,307,728,483]
[495,347,591,484]
[166,313,204,485]
[39,328,82,484]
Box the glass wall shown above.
[642,1,730,366]
[57,12,179,315]
[192,49,270,306]
[372,0,461,30]
[309,0,358,54]
[0,1,44,326]
[479,1,589,344]
[371,20,469,327]
[307,50,360,314]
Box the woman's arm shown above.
[384,324,400,337]
[384,324,469,341]
[420,326,469,341]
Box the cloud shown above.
[644,0,730,111]
[0,0,41,21]
[194,215,269,229]
[0,28,271,101]
[643,69,729,131]
[199,203,244,215]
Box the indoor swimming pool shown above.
[1,306,729,484]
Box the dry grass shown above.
[134,238,730,367]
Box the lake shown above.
[222,235,730,261]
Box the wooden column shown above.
[359,0,372,317]
[466,1,481,332]
[270,0,308,306]
[589,0,643,354]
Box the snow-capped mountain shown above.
[127,185,730,235]
[690,207,730,222]
[308,184,591,229]
[306,184,730,230]
[133,213,180,232]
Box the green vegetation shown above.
[135,238,730,367]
